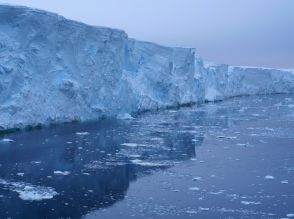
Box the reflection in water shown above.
[0,105,230,219]
[2,95,293,218]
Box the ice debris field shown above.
[0,5,294,131]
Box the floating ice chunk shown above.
[217,136,225,138]
[117,113,134,120]
[192,177,202,181]
[199,207,210,211]
[75,132,89,136]
[150,137,164,141]
[265,175,275,180]
[128,154,141,158]
[241,201,261,205]
[186,210,197,214]
[0,138,15,143]
[188,187,200,191]
[226,136,237,139]
[15,185,58,201]
[281,180,289,184]
[209,191,224,195]
[288,104,294,108]
[54,171,71,176]
[236,143,247,147]
[131,159,166,167]
[287,213,294,218]
[121,143,138,147]
[0,178,58,201]
[17,173,24,177]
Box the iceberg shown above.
[0,5,294,131]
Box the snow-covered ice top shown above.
[0,5,294,131]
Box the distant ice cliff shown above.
[0,5,294,131]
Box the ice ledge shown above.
[0,5,293,132]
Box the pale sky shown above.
[1,0,293,68]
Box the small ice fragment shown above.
[241,201,261,205]
[288,104,294,108]
[121,143,138,147]
[0,178,58,201]
[131,159,165,167]
[281,180,289,184]
[1,138,15,143]
[188,187,200,191]
[17,173,24,177]
[217,136,225,138]
[66,141,73,144]
[75,132,89,136]
[287,213,294,217]
[117,113,134,120]
[150,137,163,141]
[186,210,197,214]
[226,136,237,139]
[199,207,209,211]
[54,171,71,176]
[265,175,275,180]
[192,177,202,181]
[128,154,141,158]
[236,143,247,147]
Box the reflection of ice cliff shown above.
[1,107,226,218]
[0,5,294,131]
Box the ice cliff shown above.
[0,5,294,131]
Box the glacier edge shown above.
[0,5,294,131]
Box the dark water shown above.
[0,95,294,219]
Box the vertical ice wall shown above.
[201,63,294,101]
[0,5,294,131]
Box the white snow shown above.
[0,5,294,131]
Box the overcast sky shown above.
[1,0,293,68]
